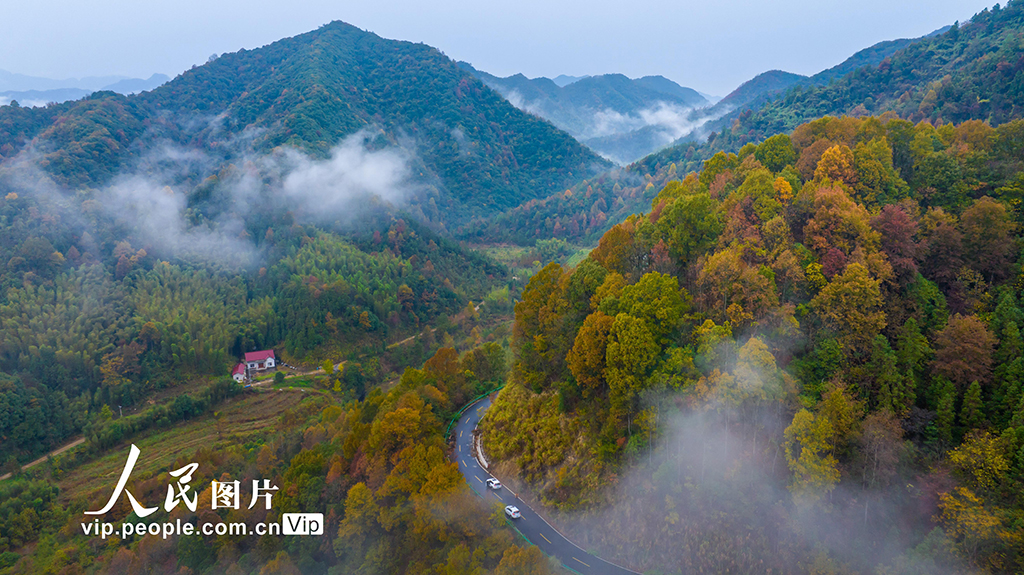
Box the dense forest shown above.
[460,0,1024,246]
[0,164,511,463]
[482,114,1024,573]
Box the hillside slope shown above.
[463,5,1024,246]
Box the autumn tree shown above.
[784,409,840,503]
[857,410,903,489]
[931,314,997,389]
[566,312,615,398]
[811,263,886,355]
[605,313,660,406]
[814,144,858,186]
[960,196,1014,283]
[871,204,920,286]
[512,263,570,391]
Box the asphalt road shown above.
[452,396,637,575]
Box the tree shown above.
[960,381,985,430]
[948,431,1009,495]
[939,486,1021,569]
[617,271,689,343]
[871,204,920,286]
[931,314,997,388]
[811,263,886,355]
[935,378,957,444]
[920,212,964,290]
[857,410,903,489]
[696,245,779,325]
[605,314,660,405]
[656,192,724,265]
[566,312,615,398]
[512,263,570,391]
[802,185,879,264]
[853,137,907,207]
[818,382,864,457]
[755,133,797,173]
[814,144,858,186]
[784,409,840,503]
[868,335,914,414]
[896,317,932,384]
[960,197,1014,283]
[494,545,551,575]
[321,360,335,375]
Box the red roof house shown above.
[232,363,246,382]
[245,350,276,371]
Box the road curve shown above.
[452,396,638,575]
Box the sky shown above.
[0,0,999,95]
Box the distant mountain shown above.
[0,88,91,108]
[459,5,1024,246]
[647,5,1024,173]
[552,74,589,87]
[0,69,129,92]
[100,73,171,95]
[0,70,170,107]
[459,63,708,163]
[0,22,608,226]
[714,70,807,111]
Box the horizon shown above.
[0,0,998,96]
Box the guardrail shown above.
[443,384,505,441]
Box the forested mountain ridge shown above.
[0,21,609,225]
[460,3,1024,246]
[483,113,1024,573]
[460,63,709,163]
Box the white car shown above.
[486,478,502,490]
[504,505,521,519]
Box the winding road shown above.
[453,396,637,575]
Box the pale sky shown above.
[0,0,998,95]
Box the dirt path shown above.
[0,436,86,481]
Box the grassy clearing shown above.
[56,390,311,503]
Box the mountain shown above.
[0,88,91,107]
[0,75,169,108]
[553,74,589,87]
[713,70,807,112]
[648,25,950,153]
[0,22,609,225]
[459,4,1024,246]
[0,69,129,92]
[460,63,708,163]
[98,73,170,95]
[644,3,1024,175]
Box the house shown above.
[245,350,276,371]
[232,363,246,383]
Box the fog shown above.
[1,128,418,267]
[492,335,965,574]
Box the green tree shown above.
[960,381,985,430]
[605,314,660,405]
[936,379,957,444]
[755,133,797,173]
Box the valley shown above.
[1,2,1023,574]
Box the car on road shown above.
[504,505,521,519]
[486,478,501,490]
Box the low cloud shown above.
[2,129,417,267]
